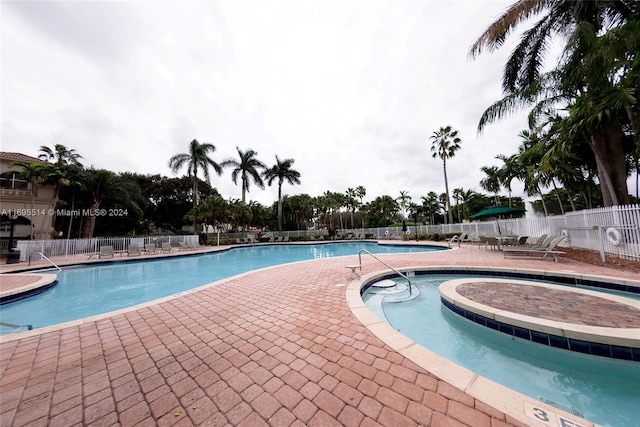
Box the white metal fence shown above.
[12,204,640,262]
[16,235,200,261]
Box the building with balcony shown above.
[0,152,56,242]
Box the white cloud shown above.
[2,0,540,207]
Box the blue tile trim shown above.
[440,297,638,362]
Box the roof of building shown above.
[0,152,46,163]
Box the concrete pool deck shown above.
[1,242,638,426]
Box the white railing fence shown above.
[16,235,200,261]
[12,204,640,262]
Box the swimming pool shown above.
[0,242,444,334]
[361,271,640,427]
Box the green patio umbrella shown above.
[469,206,525,219]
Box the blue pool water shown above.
[0,242,443,333]
[363,274,640,427]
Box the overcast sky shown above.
[2,0,540,207]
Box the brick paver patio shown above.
[1,243,638,426]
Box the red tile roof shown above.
[0,152,47,163]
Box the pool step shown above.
[385,286,420,303]
[371,279,396,288]
[369,279,420,302]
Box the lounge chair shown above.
[459,232,470,243]
[145,243,158,254]
[127,244,141,256]
[283,236,289,242]
[161,243,172,253]
[503,235,566,261]
[99,245,114,259]
[178,242,189,251]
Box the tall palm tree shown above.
[355,185,367,229]
[469,0,638,206]
[345,188,358,229]
[396,190,411,221]
[430,125,461,224]
[222,147,266,204]
[263,156,301,232]
[169,139,222,233]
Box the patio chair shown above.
[127,244,141,256]
[99,246,114,259]
[484,236,500,250]
[145,243,158,254]
[283,236,289,242]
[161,242,172,253]
[178,242,189,251]
[503,235,566,261]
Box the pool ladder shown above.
[358,249,413,295]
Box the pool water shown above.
[363,274,640,427]
[0,242,443,333]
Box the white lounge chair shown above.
[503,235,566,261]
[145,243,158,254]
[127,244,141,256]
[161,243,172,253]
[99,246,114,259]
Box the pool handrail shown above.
[28,251,62,272]
[358,248,413,295]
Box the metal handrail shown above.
[28,251,62,272]
[358,249,413,295]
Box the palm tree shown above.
[263,156,301,232]
[469,0,639,206]
[169,139,222,233]
[396,190,411,220]
[222,147,266,204]
[496,153,523,208]
[79,169,143,238]
[355,185,367,229]
[38,144,83,166]
[479,166,502,205]
[37,144,84,237]
[345,188,358,229]
[421,192,439,225]
[452,188,464,223]
[430,126,461,224]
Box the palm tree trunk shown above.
[587,119,630,207]
[277,179,283,232]
[552,181,565,215]
[66,188,76,239]
[443,160,452,224]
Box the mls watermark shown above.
[2,208,129,217]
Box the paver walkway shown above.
[1,244,638,426]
